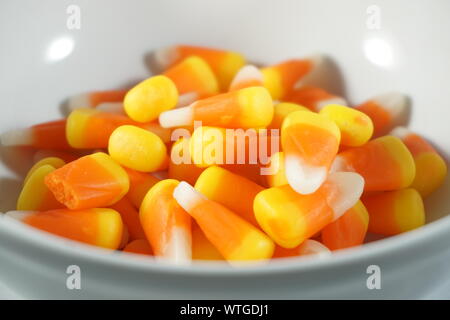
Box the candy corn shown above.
[168,137,205,185]
[265,152,288,187]
[254,172,364,248]
[45,152,129,210]
[17,165,64,211]
[67,89,128,111]
[24,157,65,183]
[124,75,178,123]
[2,44,447,265]
[33,150,80,163]
[163,56,219,99]
[321,200,369,250]
[66,108,171,149]
[355,92,408,137]
[363,188,425,236]
[1,119,71,150]
[281,110,341,194]
[173,182,274,264]
[6,208,124,249]
[110,197,146,241]
[222,163,267,187]
[124,167,160,208]
[159,86,273,129]
[119,226,130,250]
[123,239,153,256]
[273,240,331,258]
[154,45,246,90]
[96,102,125,114]
[285,86,347,111]
[188,125,278,170]
[228,65,264,91]
[391,127,447,197]
[108,125,168,172]
[192,222,224,260]
[268,102,309,130]
[320,104,373,147]
[332,135,416,191]
[140,179,192,264]
[194,166,264,227]
[261,56,322,100]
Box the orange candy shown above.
[261,57,319,100]
[281,111,340,194]
[17,165,64,211]
[173,182,274,264]
[192,223,224,260]
[159,86,273,129]
[67,90,128,111]
[123,239,153,256]
[254,172,364,248]
[154,45,246,90]
[228,65,264,91]
[168,137,205,185]
[110,197,146,241]
[124,167,161,208]
[194,166,264,227]
[1,119,71,150]
[7,208,124,250]
[140,179,192,264]
[68,89,128,110]
[332,135,416,191]
[24,157,66,184]
[391,127,447,197]
[285,86,347,111]
[321,200,369,250]
[45,152,129,210]
[363,188,425,236]
[33,149,80,163]
[355,92,408,137]
[66,108,171,149]
[163,56,219,99]
[264,152,288,188]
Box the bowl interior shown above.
[1,0,449,260]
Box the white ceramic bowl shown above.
[0,0,449,299]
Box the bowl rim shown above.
[1,210,450,276]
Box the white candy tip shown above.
[326,172,364,220]
[372,92,408,118]
[5,211,35,221]
[177,92,198,108]
[0,128,33,147]
[298,239,331,258]
[329,155,349,173]
[163,227,192,265]
[229,65,263,89]
[316,97,348,111]
[96,102,125,114]
[153,46,178,70]
[306,54,326,68]
[67,93,91,111]
[294,54,326,89]
[390,126,410,139]
[173,181,206,213]
[159,106,193,128]
[284,155,327,194]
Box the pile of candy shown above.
[1,45,447,265]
